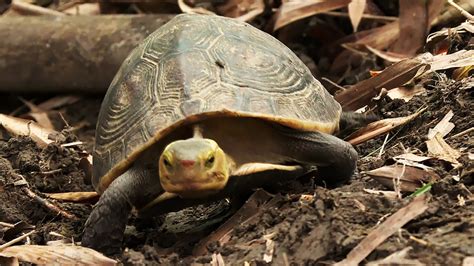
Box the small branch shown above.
[10,0,66,16]
[447,0,474,21]
[22,187,77,220]
[0,222,15,228]
[0,230,36,251]
[448,127,474,140]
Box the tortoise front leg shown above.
[279,129,358,184]
[82,166,160,255]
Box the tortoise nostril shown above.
[180,160,195,167]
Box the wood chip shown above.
[427,110,455,139]
[387,85,426,102]
[334,194,430,265]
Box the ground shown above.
[0,75,473,265]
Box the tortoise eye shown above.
[205,155,215,168]
[163,157,172,169]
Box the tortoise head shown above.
[158,138,231,198]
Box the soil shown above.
[0,75,473,265]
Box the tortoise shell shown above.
[93,14,342,193]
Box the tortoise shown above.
[81,14,359,254]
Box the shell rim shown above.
[95,108,341,194]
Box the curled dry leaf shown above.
[347,109,425,145]
[0,114,60,147]
[273,0,351,31]
[348,0,366,32]
[366,165,440,192]
[0,245,116,265]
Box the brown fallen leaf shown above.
[273,0,351,31]
[348,0,366,32]
[366,165,440,192]
[0,245,116,265]
[426,133,461,168]
[387,85,426,102]
[19,98,55,130]
[335,58,429,111]
[346,109,425,145]
[0,114,60,147]
[45,191,99,203]
[391,0,428,56]
[334,194,430,266]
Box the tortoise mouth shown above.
[162,180,227,199]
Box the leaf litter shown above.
[0,2,473,265]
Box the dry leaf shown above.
[348,0,366,32]
[365,45,408,62]
[347,109,424,145]
[37,96,81,111]
[0,245,116,265]
[19,98,55,130]
[427,110,455,139]
[0,114,59,147]
[46,191,99,203]
[335,58,429,111]
[426,133,461,168]
[366,165,440,192]
[274,0,351,31]
[387,85,426,102]
[391,0,428,56]
[419,50,474,72]
[463,256,474,266]
[335,194,430,266]
[178,0,215,15]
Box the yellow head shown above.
[159,138,232,198]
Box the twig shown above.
[321,77,347,92]
[61,141,84,147]
[448,127,474,140]
[0,222,15,228]
[10,0,66,16]
[0,230,36,251]
[377,133,390,158]
[22,187,77,220]
[447,0,474,21]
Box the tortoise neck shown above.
[192,124,203,138]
